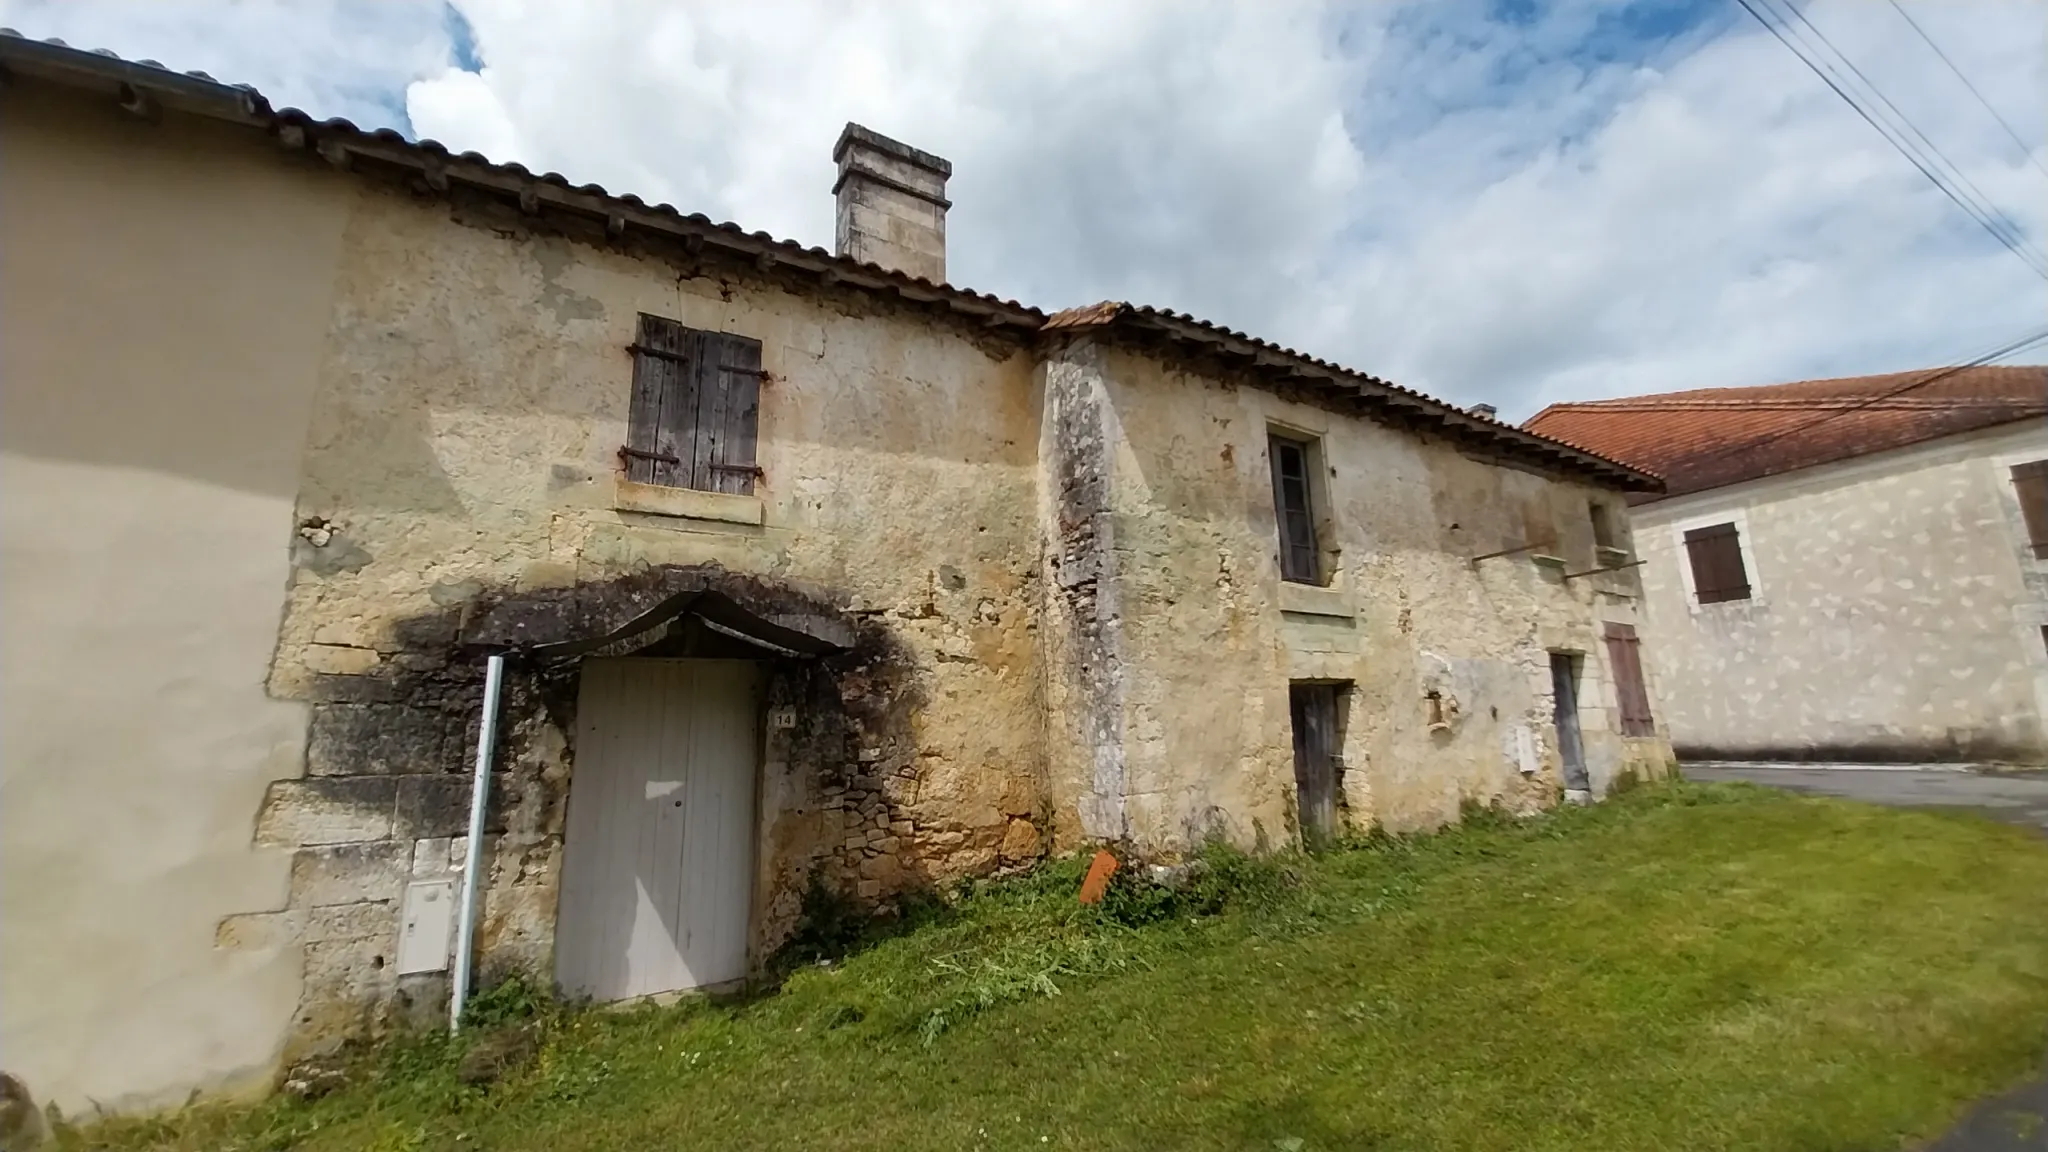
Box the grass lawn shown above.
[76,779,2048,1152]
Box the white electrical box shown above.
[397,878,455,975]
[1515,725,1540,776]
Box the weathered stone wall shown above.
[1051,340,1672,848]
[1635,419,2048,764]
[8,68,1673,1116]
[246,179,1051,1054]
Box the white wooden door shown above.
[554,658,760,1001]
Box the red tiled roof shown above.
[1524,365,2048,500]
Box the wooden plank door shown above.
[555,659,760,1002]
[1290,684,1338,847]
[1549,653,1590,792]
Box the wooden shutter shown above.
[1603,622,1655,737]
[625,314,688,487]
[1289,683,1339,847]
[1683,522,1751,604]
[711,336,763,496]
[2012,460,2048,559]
[1270,435,1319,583]
[625,316,763,494]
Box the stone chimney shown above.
[1469,403,1499,419]
[833,123,951,284]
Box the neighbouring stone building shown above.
[1528,366,2048,765]
[0,33,1672,1114]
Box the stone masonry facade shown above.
[10,71,1673,1067]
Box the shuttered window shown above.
[1603,622,1656,737]
[623,314,764,495]
[2013,460,2048,559]
[1270,434,1321,584]
[1683,522,1751,604]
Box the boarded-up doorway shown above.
[1549,653,1590,793]
[1289,683,1342,847]
[555,658,761,1002]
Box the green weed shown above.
[65,778,2048,1152]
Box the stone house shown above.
[0,34,1672,1113]
[1528,365,2048,765]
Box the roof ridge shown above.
[1544,363,2047,411]
[1521,365,2047,500]
[1547,395,2040,413]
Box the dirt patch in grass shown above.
[67,780,2048,1151]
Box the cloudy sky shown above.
[5,0,2044,418]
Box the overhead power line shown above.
[1767,0,2043,260]
[1882,0,2048,181]
[1735,0,2048,281]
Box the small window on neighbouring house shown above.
[622,314,764,494]
[1269,434,1321,584]
[1683,522,1751,604]
[2012,460,2048,559]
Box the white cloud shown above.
[5,0,2044,417]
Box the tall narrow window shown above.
[1269,434,1320,584]
[1683,522,1751,604]
[2012,460,2048,559]
[1589,501,1618,551]
[1603,622,1656,737]
[623,314,764,494]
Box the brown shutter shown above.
[704,334,763,496]
[625,319,763,493]
[1603,622,1655,737]
[1683,523,1751,604]
[626,314,692,487]
[2013,460,2048,559]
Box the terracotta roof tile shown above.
[1524,365,2048,499]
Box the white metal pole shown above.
[450,653,505,1033]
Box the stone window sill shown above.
[613,479,764,526]
[1278,582,1354,619]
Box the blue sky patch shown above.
[443,1,482,73]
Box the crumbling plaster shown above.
[1041,340,1672,850]
[253,179,1050,1052]
[6,79,1675,1114]
[1636,418,2048,764]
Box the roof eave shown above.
[0,32,1046,335]
[1069,307,1661,492]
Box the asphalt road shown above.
[1682,763,2048,835]
[1682,762,2048,1149]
